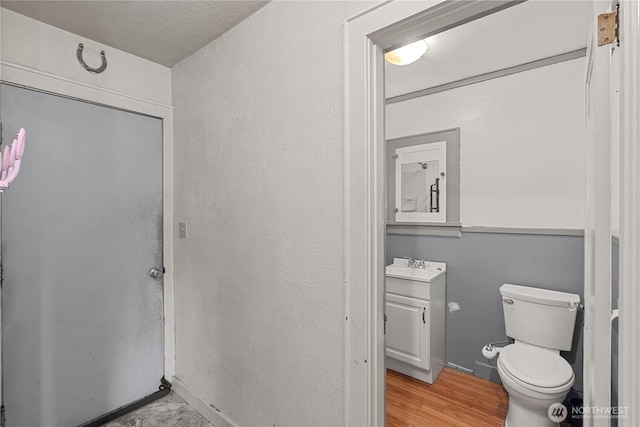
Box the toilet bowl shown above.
[497,284,581,427]
[497,342,574,427]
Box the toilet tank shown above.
[500,284,581,351]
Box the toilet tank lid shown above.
[500,284,580,308]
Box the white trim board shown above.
[463,226,584,237]
[344,1,523,425]
[0,61,172,118]
[618,0,640,424]
[0,59,176,381]
[385,225,585,237]
[582,1,613,414]
[386,48,586,104]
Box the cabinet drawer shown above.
[386,276,431,300]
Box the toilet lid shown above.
[499,344,574,388]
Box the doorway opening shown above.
[383,2,591,425]
[344,1,620,425]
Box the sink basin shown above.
[385,258,446,283]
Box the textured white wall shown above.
[171,1,374,426]
[1,8,171,106]
[386,58,586,229]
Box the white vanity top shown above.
[385,258,446,283]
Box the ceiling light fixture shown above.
[384,39,428,66]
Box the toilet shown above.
[497,283,581,427]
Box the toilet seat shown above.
[498,343,574,393]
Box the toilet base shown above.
[497,349,572,427]
[504,396,560,427]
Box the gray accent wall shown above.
[386,231,585,391]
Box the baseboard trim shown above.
[78,378,171,427]
[172,377,236,427]
[445,362,474,374]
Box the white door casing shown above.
[583,2,613,425]
[617,1,640,425]
[584,2,640,424]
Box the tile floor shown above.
[103,392,213,427]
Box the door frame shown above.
[618,1,640,425]
[584,1,613,423]
[344,1,640,425]
[0,64,176,380]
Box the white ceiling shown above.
[1,0,269,67]
[1,1,592,85]
[385,1,593,98]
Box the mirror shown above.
[395,141,446,222]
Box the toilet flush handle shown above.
[569,300,584,311]
[502,298,514,305]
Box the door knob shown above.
[149,267,163,280]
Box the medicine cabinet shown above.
[387,128,460,229]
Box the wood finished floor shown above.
[386,367,572,427]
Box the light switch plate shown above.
[179,222,187,239]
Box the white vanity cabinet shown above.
[385,258,446,384]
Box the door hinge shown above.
[598,7,619,47]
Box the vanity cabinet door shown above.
[385,293,430,370]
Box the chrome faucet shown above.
[405,257,426,269]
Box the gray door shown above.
[0,84,164,427]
